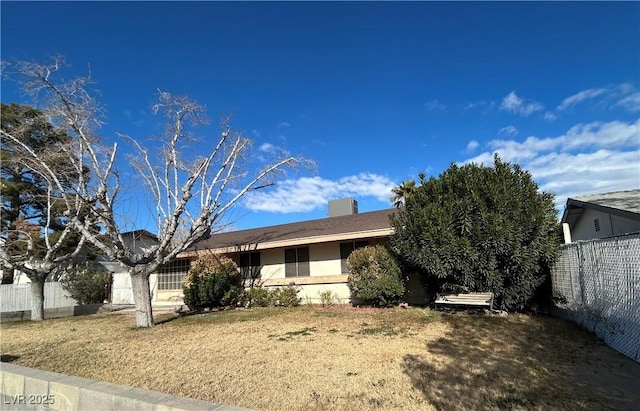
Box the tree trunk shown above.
[130,272,154,327]
[30,279,45,321]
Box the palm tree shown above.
[390,179,416,207]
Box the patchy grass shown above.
[358,323,399,336]
[1,305,639,411]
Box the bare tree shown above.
[1,57,309,327]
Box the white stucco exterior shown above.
[151,237,396,306]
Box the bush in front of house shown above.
[61,264,112,305]
[182,254,243,311]
[390,155,560,312]
[243,285,273,307]
[347,245,405,307]
[243,283,301,308]
[271,283,301,307]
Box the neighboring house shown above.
[561,189,640,243]
[9,230,160,305]
[107,230,159,305]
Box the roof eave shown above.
[178,227,394,258]
[561,198,640,225]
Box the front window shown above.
[285,247,310,277]
[239,252,261,279]
[157,259,190,290]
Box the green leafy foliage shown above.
[243,286,273,307]
[390,155,560,312]
[182,255,243,311]
[347,245,405,307]
[60,264,112,305]
[243,283,301,308]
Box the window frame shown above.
[157,259,191,290]
[285,247,310,277]
[239,251,261,279]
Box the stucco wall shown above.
[150,239,395,304]
[570,208,640,241]
[247,242,345,281]
[610,214,640,236]
[258,248,285,280]
[309,242,343,276]
[297,282,351,304]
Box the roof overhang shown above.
[561,198,640,227]
[179,227,394,258]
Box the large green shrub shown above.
[347,245,405,307]
[390,155,560,312]
[60,265,112,305]
[182,255,242,311]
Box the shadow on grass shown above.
[402,313,639,411]
[154,313,182,325]
[159,306,291,327]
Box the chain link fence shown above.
[551,232,640,362]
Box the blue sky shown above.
[2,1,639,231]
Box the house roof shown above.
[561,189,640,227]
[122,229,158,241]
[182,208,398,256]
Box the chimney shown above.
[328,198,358,217]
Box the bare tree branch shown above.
[2,57,312,327]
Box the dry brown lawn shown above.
[1,306,639,411]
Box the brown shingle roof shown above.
[187,208,398,253]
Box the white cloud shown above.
[616,92,640,112]
[618,83,635,95]
[259,142,276,152]
[500,91,543,116]
[278,122,291,128]
[242,173,396,213]
[555,84,639,113]
[424,100,446,111]
[466,140,480,152]
[498,125,518,136]
[557,88,607,111]
[543,112,557,121]
[463,119,640,212]
[256,142,290,162]
[465,100,495,111]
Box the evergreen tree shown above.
[390,155,560,312]
[1,102,91,320]
[1,103,74,283]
